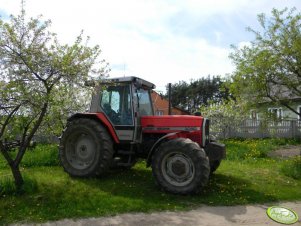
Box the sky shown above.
[0,0,300,92]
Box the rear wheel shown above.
[152,138,210,194]
[59,118,114,177]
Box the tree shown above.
[229,8,301,118]
[200,99,249,139]
[37,84,92,139]
[0,6,108,190]
[168,76,230,113]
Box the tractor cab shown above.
[89,77,155,142]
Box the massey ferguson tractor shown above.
[59,76,225,194]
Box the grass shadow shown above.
[0,164,281,225]
[75,165,278,207]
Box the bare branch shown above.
[0,103,21,138]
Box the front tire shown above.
[59,118,114,177]
[152,138,210,194]
[210,160,221,174]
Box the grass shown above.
[0,139,300,224]
[0,144,59,169]
[281,156,301,179]
[223,138,301,160]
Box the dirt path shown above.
[267,145,301,158]
[13,201,301,226]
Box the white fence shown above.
[211,119,301,139]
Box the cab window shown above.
[137,89,153,116]
[100,84,133,125]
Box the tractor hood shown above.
[141,115,204,132]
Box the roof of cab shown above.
[102,76,156,89]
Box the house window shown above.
[156,110,164,116]
[268,107,283,119]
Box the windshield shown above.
[137,89,153,116]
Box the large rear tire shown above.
[59,118,114,177]
[152,138,210,194]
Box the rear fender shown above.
[67,113,119,144]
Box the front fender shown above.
[146,132,179,167]
[204,142,226,161]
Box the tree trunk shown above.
[10,163,24,191]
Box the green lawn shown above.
[0,139,300,225]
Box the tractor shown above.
[59,76,225,194]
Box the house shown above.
[250,97,301,121]
[248,82,301,121]
[151,91,190,115]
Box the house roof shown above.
[152,90,190,115]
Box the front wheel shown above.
[210,160,221,174]
[152,138,210,194]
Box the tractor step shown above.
[117,150,135,155]
[117,162,133,167]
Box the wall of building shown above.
[255,100,301,120]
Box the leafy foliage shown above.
[229,8,301,116]
[168,75,230,113]
[200,99,249,139]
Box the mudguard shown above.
[204,142,226,161]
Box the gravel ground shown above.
[12,201,301,226]
[268,145,301,158]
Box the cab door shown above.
[132,85,154,142]
[100,84,135,142]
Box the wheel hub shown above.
[76,138,94,160]
[168,157,189,177]
[66,133,96,170]
[162,153,195,187]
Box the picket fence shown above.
[211,119,301,139]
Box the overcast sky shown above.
[1,0,300,92]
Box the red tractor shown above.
[59,76,225,194]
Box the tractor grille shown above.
[202,119,210,147]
